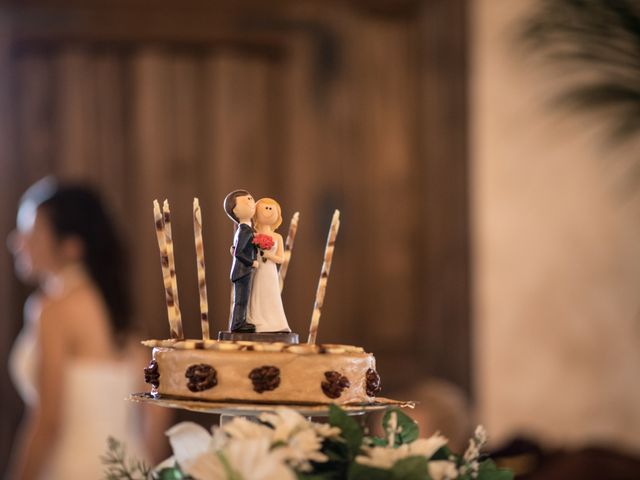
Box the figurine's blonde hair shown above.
[254,197,282,230]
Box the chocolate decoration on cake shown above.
[365,368,382,396]
[249,366,281,393]
[144,360,160,388]
[321,371,350,399]
[185,364,217,392]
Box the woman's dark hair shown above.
[20,177,132,336]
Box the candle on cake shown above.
[278,211,299,292]
[307,209,340,344]
[153,199,184,339]
[193,198,210,340]
[162,199,181,317]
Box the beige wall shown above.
[472,0,640,453]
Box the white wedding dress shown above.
[248,241,290,333]
[9,312,148,479]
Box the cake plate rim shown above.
[128,392,414,417]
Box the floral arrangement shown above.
[252,233,275,262]
[103,406,512,480]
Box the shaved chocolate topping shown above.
[249,366,281,393]
[185,364,217,392]
[144,360,160,388]
[321,371,350,399]
[365,368,382,397]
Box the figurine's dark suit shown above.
[229,223,257,331]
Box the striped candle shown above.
[153,200,183,339]
[307,209,340,344]
[193,198,210,339]
[278,211,300,292]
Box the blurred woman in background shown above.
[6,178,170,479]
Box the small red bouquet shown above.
[253,233,274,262]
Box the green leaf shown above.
[382,408,419,446]
[370,436,389,447]
[297,472,341,480]
[152,466,188,480]
[348,463,392,480]
[329,404,364,457]
[429,445,454,461]
[477,459,514,480]
[390,456,430,480]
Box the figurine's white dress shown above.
[248,241,290,332]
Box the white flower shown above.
[180,451,227,479]
[223,416,274,442]
[258,407,333,470]
[165,422,214,464]
[279,428,329,471]
[409,434,449,459]
[312,422,342,439]
[428,460,459,480]
[220,436,297,480]
[463,438,480,464]
[474,425,487,447]
[356,444,411,470]
[259,408,309,442]
[356,433,449,470]
[164,422,226,479]
[164,420,295,480]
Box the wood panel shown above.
[0,25,24,479]
[417,0,471,394]
[15,54,54,182]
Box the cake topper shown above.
[153,199,184,340]
[223,190,259,333]
[278,211,300,292]
[247,198,291,333]
[307,209,340,344]
[193,198,210,339]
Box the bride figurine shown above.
[247,197,291,333]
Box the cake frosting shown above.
[143,339,382,405]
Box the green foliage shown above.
[429,445,452,462]
[522,0,640,146]
[328,404,363,457]
[101,436,151,480]
[382,408,419,447]
[348,463,392,480]
[152,466,189,480]
[477,459,514,480]
[390,456,431,480]
[102,406,513,480]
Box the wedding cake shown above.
[142,192,382,405]
[143,339,381,405]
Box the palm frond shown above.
[522,0,640,144]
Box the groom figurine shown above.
[224,190,259,332]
